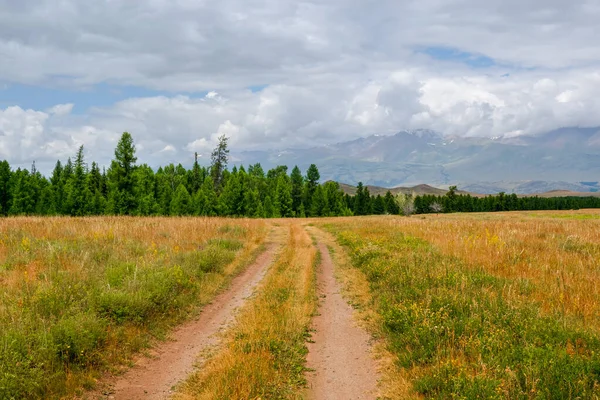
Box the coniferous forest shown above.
[1,132,599,217]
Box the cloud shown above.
[4,67,600,174]
[1,0,599,90]
[1,0,600,172]
[47,103,74,116]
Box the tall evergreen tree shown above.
[372,195,385,215]
[66,145,92,216]
[384,191,400,214]
[210,135,229,193]
[275,174,293,217]
[354,182,371,216]
[171,183,193,215]
[290,166,304,215]
[134,164,158,215]
[190,152,204,194]
[106,132,138,215]
[0,160,12,215]
[310,185,327,217]
[9,170,36,215]
[200,176,218,216]
[304,164,320,214]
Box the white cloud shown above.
[1,0,600,171]
[47,103,74,116]
[4,67,600,174]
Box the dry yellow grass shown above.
[315,210,600,398]
[175,221,317,400]
[0,217,267,399]
[380,210,600,326]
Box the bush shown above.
[51,313,107,366]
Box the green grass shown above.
[0,219,262,399]
[322,223,600,399]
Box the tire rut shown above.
[90,229,283,400]
[305,235,379,400]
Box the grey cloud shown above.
[1,0,599,90]
[2,0,600,171]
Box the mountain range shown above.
[230,127,600,194]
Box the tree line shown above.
[0,133,399,217]
[413,186,600,214]
[1,132,598,217]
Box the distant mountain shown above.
[229,127,600,194]
[337,182,468,196]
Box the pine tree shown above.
[290,166,304,215]
[354,182,371,216]
[0,160,12,215]
[384,191,400,214]
[134,164,158,216]
[219,171,242,216]
[190,152,203,194]
[106,132,138,215]
[66,145,92,216]
[36,185,56,215]
[254,199,265,218]
[310,185,327,217]
[275,174,293,217]
[323,181,344,216]
[171,183,192,215]
[9,170,36,215]
[210,135,229,193]
[264,195,274,218]
[372,194,385,215]
[201,176,218,216]
[304,164,320,214]
[243,188,260,218]
[193,188,207,216]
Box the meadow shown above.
[2,210,600,399]
[318,210,600,398]
[0,217,266,399]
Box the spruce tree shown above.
[310,185,327,217]
[275,174,293,217]
[304,164,320,214]
[201,176,218,216]
[106,132,137,215]
[290,166,304,215]
[210,135,229,193]
[384,191,400,214]
[354,182,371,216]
[171,183,192,215]
[134,164,158,216]
[66,145,92,216]
[0,160,12,215]
[9,170,36,215]
[372,194,385,215]
[190,152,203,194]
[264,195,274,218]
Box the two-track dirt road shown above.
[90,223,379,399]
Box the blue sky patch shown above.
[247,84,269,93]
[419,46,496,68]
[0,82,209,113]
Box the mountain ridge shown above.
[229,127,600,194]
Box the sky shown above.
[1,0,600,172]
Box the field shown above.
[2,211,600,399]
[318,210,600,398]
[0,217,267,398]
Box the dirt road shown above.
[93,235,281,400]
[306,240,379,400]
